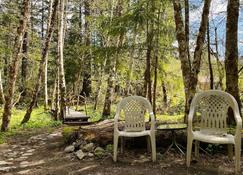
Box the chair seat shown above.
[193,131,235,144]
[118,130,151,137]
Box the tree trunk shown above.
[185,0,191,67]
[44,0,54,111]
[1,0,30,131]
[102,0,123,117]
[207,21,214,89]
[0,70,5,104]
[21,31,29,98]
[55,68,60,120]
[161,80,167,106]
[143,1,154,103]
[80,0,92,97]
[51,76,57,111]
[58,0,67,121]
[21,0,58,124]
[172,0,211,121]
[225,0,241,118]
[214,27,224,90]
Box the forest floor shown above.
[0,126,239,175]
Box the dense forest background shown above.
[0,0,243,132]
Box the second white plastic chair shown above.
[113,96,156,162]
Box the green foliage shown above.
[62,126,79,144]
[0,107,62,144]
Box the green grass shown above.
[77,103,184,123]
[0,106,62,144]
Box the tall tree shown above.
[21,0,58,124]
[1,0,30,131]
[44,0,54,110]
[225,0,241,113]
[80,0,92,97]
[58,0,67,120]
[172,0,212,120]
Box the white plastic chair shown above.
[113,96,156,162]
[187,90,242,173]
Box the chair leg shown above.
[113,134,119,162]
[194,140,199,159]
[227,144,233,160]
[147,136,151,153]
[186,137,193,167]
[120,137,124,154]
[235,141,241,173]
[150,134,156,162]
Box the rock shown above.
[27,149,35,153]
[15,156,28,162]
[73,140,83,149]
[82,143,94,152]
[0,166,16,172]
[17,169,31,174]
[64,145,75,153]
[0,161,13,165]
[22,152,33,156]
[75,150,85,160]
[87,153,94,157]
[94,147,105,157]
[19,160,45,168]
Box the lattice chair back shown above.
[193,91,236,135]
[117,96,152,132]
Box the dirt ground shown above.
[0,127,239,175]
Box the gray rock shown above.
[64,145,75,153]
[82,143,94,152]
[26,149,35,153]
[74,140,83,149]
[87,153,94,157]
[94,147,105,157]
[75,150,85,160]
[17,169,31,174]
[22,152,33,156]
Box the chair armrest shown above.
[188,106,195,133]
[234,109,242,138]
[149,112,155,131]
[114,114,119,132]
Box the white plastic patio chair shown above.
[187,90,242,173]
[113,96,156,162]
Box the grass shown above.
[0,106,62,144]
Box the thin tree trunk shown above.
[55,68,60,120]
[161,79,167,106]
[1,0,30,131]
[153,55,158,116]
[0,70,5,104]
[144,1,153,103]
[185,0,191,68]
[207,21,214,89]
[93,63,105,111]
[21,31,29,98]
[44,0,54,111]
[21,0,58,124]
[58,0,67,121]
[51,76,57,111]
[225,0,241,118]
[80,0,92,97]
[214,27,224,89]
